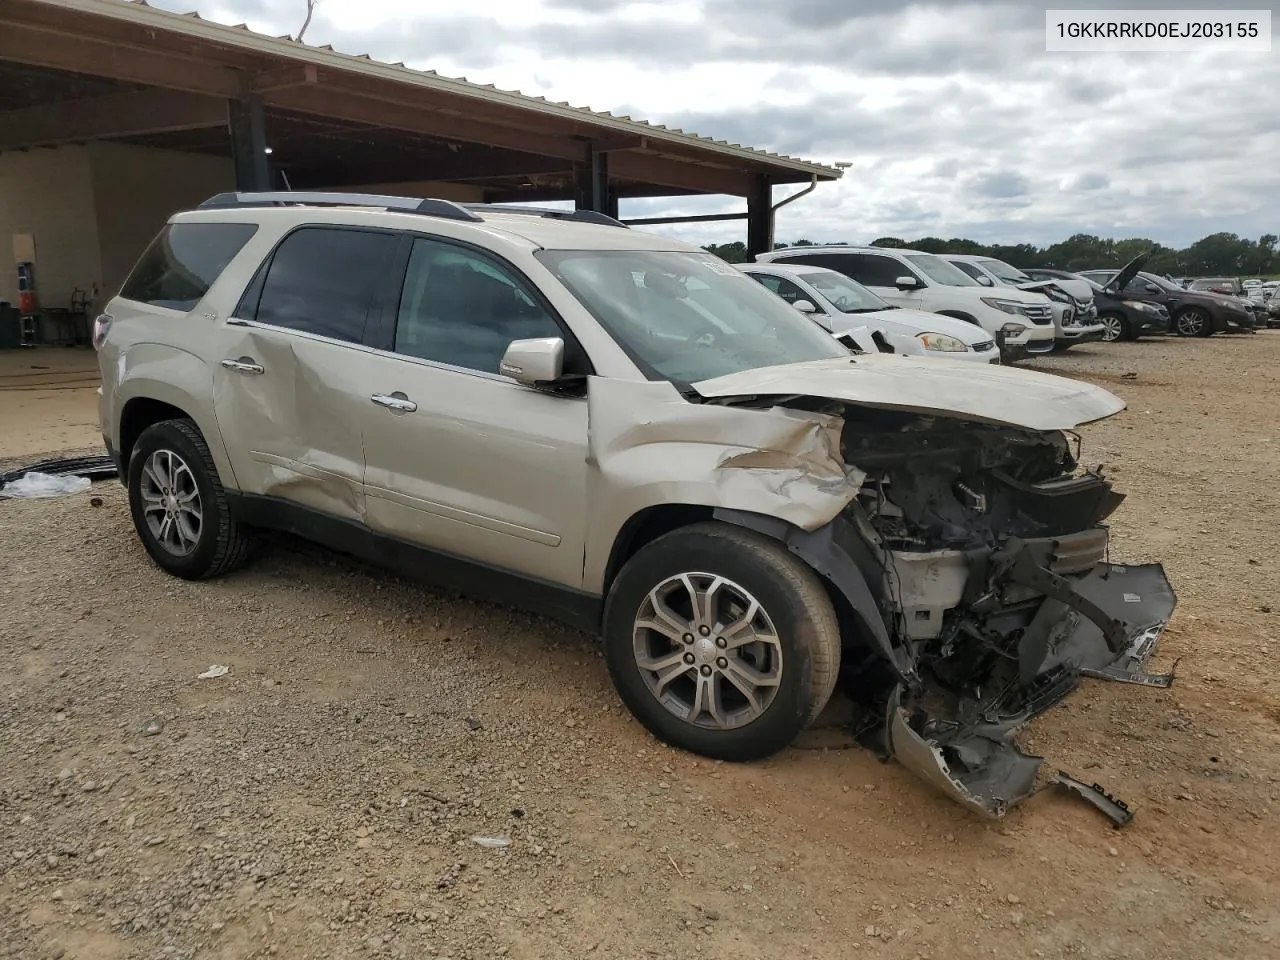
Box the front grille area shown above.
[1024,304,1053,325]
[972,339,996,352]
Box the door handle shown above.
[371,393,418,413]
[221,358,264,375]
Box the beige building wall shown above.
[0,146,102,308]
[89,142,234,306]
[0,149,486,318]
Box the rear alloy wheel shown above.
[603,522,841,761]
[1099,312,1128,342]
[1175,308,1210,337]
[139,448,203,557]
[127,419,259,580]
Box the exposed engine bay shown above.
[842,408,1175,817]
[719,404,1176,820]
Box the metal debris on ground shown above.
[197,665,230,679]
[1050,771,1134,828]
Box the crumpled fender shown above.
[582,377,865,593]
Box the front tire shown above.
[603,522,841,762]
[127,419,258,580]
[1174,308,1211,338]
[1099,312,1130,342]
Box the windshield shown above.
[905,254,979,286]
[979,258,1033,283]
[537,250,849,382]
[799,269,889,312]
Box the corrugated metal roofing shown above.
[62,0,838,180]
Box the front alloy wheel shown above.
[1175,308,1209,337]
[633,573,783,731]
[603,522,841,762]
[1100,313,1126,342]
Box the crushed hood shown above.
[691,356,1125,431]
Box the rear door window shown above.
[749,273,807,305]
[950,260,988,282]
[251,227,398,343]
[120,222,258,311]
[839,254,910,287]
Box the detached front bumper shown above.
[886,539,1177,819]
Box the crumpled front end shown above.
[838,408,1176,818]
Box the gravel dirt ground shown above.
[2,336,1278,960]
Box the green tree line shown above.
[703,231,1279,277]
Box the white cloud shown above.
[149,0,1280,248]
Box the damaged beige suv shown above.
[96,192,1176,818]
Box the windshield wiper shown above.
[845,306,893,313]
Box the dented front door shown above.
[359,234,589,588]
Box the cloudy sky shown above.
[150,0,1278,248]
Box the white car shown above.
[756,245,1056,362]
[738,263,1002,363]
[941,254,1106,351]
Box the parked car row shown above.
[1075,266,1258,336]
[739,246,1271,357]
[1025,268,1171,341]
[752,246,1058,363]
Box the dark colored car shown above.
[1024,267,1169,342]
[1077,266,1254,337]
[1187,277,1243,296]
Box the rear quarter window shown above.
[120,222,258,311]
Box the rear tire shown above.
[127,419,258,580]
[603,522,841,762]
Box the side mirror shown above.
[976,275,995,286]
[1144,283,1160,294]
[894,275,920,290]
[500,337,564,387]
[792,299,818,314]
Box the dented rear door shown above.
[211,225,401,521]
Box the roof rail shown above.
[461,203,629,229]
[198,192,484,222]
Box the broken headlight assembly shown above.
[916,332,968,352]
